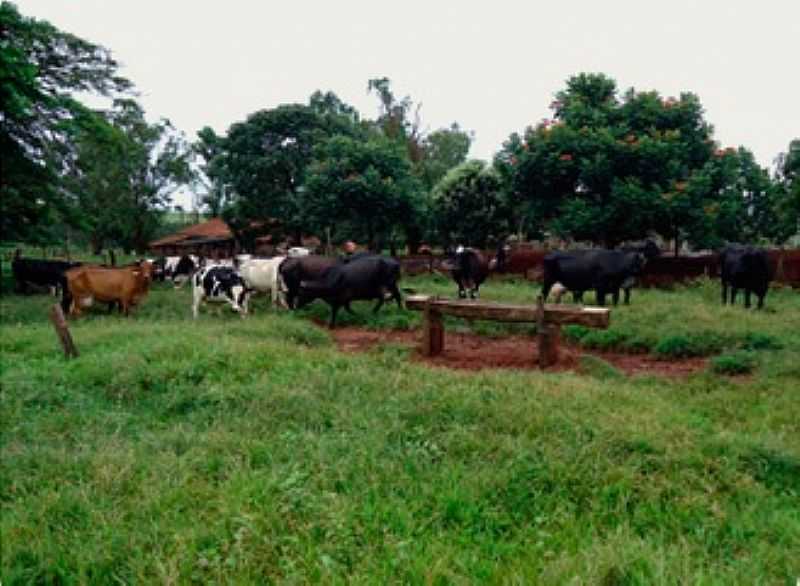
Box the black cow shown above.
[295,255,403,327]
[720,244,771,309]
[446,244,508,299]
[548,242,660,305]
[542,249,646,306]
[279,255,340,309]
[12,252,81,295]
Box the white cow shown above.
[238,257,288,308]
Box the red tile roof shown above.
[149,217,233,248]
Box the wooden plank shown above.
[405,295,609,328]
[49,303,79,359]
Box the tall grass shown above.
[1,274,799,583]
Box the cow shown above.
[155,254,199,287]
[287,247,310,258]
[279,255,341,309]
[192,265,250,318]
[238,257,287,308]
[444,243,509,299]
[720,244,771,309]
[62,261,154,317]
[295,255,403,327]
[11,251,81,296]
[541,249,646,306]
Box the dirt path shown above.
[331,327,708,377]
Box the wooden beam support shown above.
[422,298,444,356]
[406,294,609,368]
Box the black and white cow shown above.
[155,255,199,287]
[192,265,250,318]
[720,244,771,309]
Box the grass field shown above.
[1,270,799,584]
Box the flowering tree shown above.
[495,73,777,250]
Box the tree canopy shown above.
[1,1,132,243]
[2,4,796,255]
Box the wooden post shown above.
[49,304,79,359]
[422,298,444,356]
[536,295,560,368]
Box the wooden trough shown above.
[405,295,610,368]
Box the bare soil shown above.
[331,327,708,377]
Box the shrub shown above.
[580,329,629,352]
[654,332,726,359]
[738,332,783,351]
[563,325,591,343]
[711,351,757,375]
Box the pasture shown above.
[1,271,799,583]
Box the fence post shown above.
[536,295,560,367]
[49,304,79,359]
[422,297,444,357]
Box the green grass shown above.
[2,273,799,583]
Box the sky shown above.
[16,0,800,209]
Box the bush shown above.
[711,351,757,375]
[581,329,629,352]
[654,332,727,359]
[563,325,591,343]
[738,332,783,351]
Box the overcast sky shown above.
[17,1,800,208]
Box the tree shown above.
[217,97,363,246]
[431,160,509,248]
[417,123,473,191]
[0,2,131,242]
[62,99,193,253]
[771,139,800,243]
[496,73,779,250]
[303,135,423,251]
[194,126,229,217]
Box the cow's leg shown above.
[389,283,403,309]
[541,279,555,302]
[744,289,752,309]
[471,286,479,299]
[346,302,358,315]
[757,292,765,309]
[730,288,738,305]
[596,289,607,307]
[372,296,385,313]
[458,283,467,299]
[721,282,728,305]
[623,288,631,305]
[329,304,340,328]
[611,289,620,306]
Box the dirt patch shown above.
[331,327,707,378]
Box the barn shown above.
[148,218,238,258]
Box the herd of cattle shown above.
[9,242,775,327]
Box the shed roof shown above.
[149,217,233,248]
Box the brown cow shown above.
[63,261,154,317]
